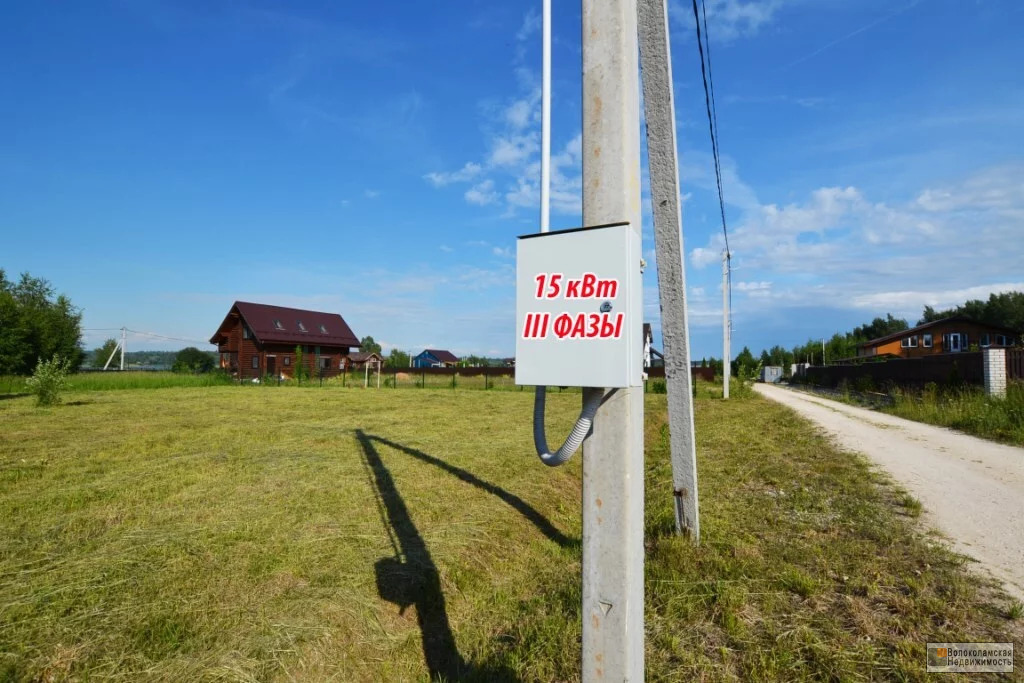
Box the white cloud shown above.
[680,162,1024,330]
[670,0,786,41]
[439,244,453,253]
[489,132,539,168]
[364,189,380,199]
[465,179,498,205]
[850,283,1024,312]
[516,7,541,42]
[421,11,582,220]
[423,162,483,187]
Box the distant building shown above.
[347,351,382,369]
[412,349,460,368]
[857,316,1017,359]
[209,301,359,379]
[759,366,783,383]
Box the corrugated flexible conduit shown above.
[531,0,605,467]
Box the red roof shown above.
[424,349,459,363]
[210,301,359,347]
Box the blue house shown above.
[413,349,460,368]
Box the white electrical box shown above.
[515,222,642,388]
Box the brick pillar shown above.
[983,347,1007,398]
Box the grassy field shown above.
[0,383,1020,681]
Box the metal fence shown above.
[1008,349,1024,381]
[803,352,984,389]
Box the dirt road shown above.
[755,383,1024,601]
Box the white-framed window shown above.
[320,357,331,369]
[297,320,307,332]
[981,333,990,347]
[273,319,284,330]
[922,333,933,348]
[284,356,291,366]
[243,325,251,339]
[319,324,328,333]
[251,356,259,369]
[901,335,918,348]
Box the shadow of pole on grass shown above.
[361,433,575,550]
[358,430,525,682]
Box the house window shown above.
[284,357,291,366]
[243,325,251,339]
[922,333,932,348]
[251,356,259,369]
[995,334,1009,346]
[320,357,331,370]
[901,336,918,348]
[980,334,990,347]
[273,319,284,330]
[297,321,307,332]
[319,324,328,333]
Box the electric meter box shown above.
[515,222,642,388]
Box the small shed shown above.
[347,351,382,369]
[760,366,783,383]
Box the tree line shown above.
[702,291,1024,376]
[0,270,83,375]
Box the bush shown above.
[25,355,71,406]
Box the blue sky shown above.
[2,0,1022,359]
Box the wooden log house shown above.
[209,301,360,380]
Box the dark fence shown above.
[803,352,983,389]
[645,366,715,382]
[1008,349,1024,381]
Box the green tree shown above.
[91,338,119,368]
[0,270,83,375]
[294,345,307,381]
[386,348,410,368]
[172,347,215,373]
[360,336,382,354]
[918,291,1024,333]
[732,346,756,376]
[851,314,908,341]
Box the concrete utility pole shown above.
[638,0,700,540]
[581,0,645,679]
[722,252,730,398]
[120,327,126,371]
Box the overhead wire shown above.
[692,0,733,334]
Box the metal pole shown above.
[722,252,730,399]
[120,327,126,371]
[540,0,551,234]
[581,0,644,678]
[638,0,699,540]
[102,339,120,371]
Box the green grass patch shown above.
[884,382,1024,445]
[0,386,1020,680]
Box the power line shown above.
[691,0,730,258]
[126,329,209,345]
[82,327,208,346]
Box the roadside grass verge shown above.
[0,387,1020,680]
[885,382,1024,446]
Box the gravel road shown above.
[755,383,1024,601]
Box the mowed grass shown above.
[0,386,1020,681]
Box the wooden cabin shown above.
[210,301,360,379]
[857,316,1017,359]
